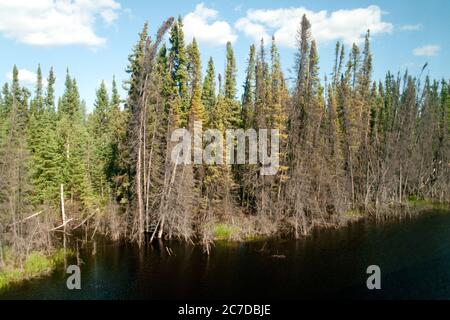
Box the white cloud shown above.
[0,0,121,47]
[235,17,270,44]
[183,3,237,46]
[237,5,393,48]
[100,8,119,25]
[413,45,440,57]
[6,68,47,87]
[400,24,423,31]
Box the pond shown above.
[1,210,450,299]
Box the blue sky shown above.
[0,0,449,111]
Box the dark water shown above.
[2,210,450,300]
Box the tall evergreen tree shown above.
[125,22,148,112]
[224,41,237,100]
[187,38,201,97]
[57,70,92,206]
[88,81,111,199]
[169,16,189,120]
[202,57,216,112]
[31,65,44,115]
[186,38,207,223]
[106,75,126,197]
[222,42,241,128]
[45,67,56,111]
[242,44,256,128]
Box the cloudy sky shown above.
[0,0,449,110]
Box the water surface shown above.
[1,210,450,299]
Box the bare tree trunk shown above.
[145,120,158,232]
[136,128,144,245]
[157,159,180,239]
[365,162,370,209]
[157,217,165,239]
[399,164,402,203]
[60,184,67,268]
[60,184,66,225]
[294,214,299,238]
[349,151,355,205]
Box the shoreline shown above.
[0,249,73,292]
[1,202,448,291]
[206,201,450,243]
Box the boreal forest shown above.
[0,15,449,286]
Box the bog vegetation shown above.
[0,15,449,279]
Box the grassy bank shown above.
[0,249,71,291]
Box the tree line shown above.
[1,15,449,263]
